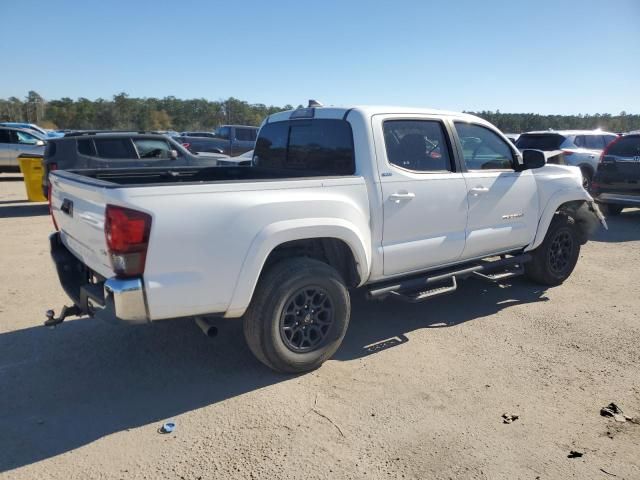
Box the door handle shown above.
[390,192,415,202]
[469,187,489,196]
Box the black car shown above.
[42,131,226,196]
[591,134,640,216]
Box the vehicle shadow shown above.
[0,278,547,473]
[591,208,640,243]
[0,203,49,219]
[336,277,548,360]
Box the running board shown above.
[367,253,531,300]
[390,277,457,303]
[472,264,525,282]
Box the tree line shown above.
[1,91,638,133]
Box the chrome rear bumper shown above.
[50,232,149,324]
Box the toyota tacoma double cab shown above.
[47,104,606,373]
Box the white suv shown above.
[516,130,618,190]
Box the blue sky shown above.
[1,0,638,114]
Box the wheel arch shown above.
[224,219,370,318]
[527,187,603,251]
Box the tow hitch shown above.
[44,305,83,327]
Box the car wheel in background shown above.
[580,167,593,191]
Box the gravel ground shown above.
[1,173,639,480]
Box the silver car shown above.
[516,130,618,189]
[0,127,46,172]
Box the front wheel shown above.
[525,214,581,286]
[243,258,350,373]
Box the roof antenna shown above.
[308,99,323,108]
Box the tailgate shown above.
[50,172,113,278]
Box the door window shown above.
[454,123,515,170]
[133,138,173,159]
[215,127,231,140]
[235,128,257,141]
[383,120,453,172]
[0,130,11,144]
[584,135,605,150]
[15,130,40,145]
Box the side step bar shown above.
[367,253,531,301]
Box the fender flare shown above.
[526,186,596,251]
[224,218,371,318]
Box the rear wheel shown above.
[525,213,581,286]
[243,258,350,373]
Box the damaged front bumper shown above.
[49,232,149,324]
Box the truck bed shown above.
[61,165,343,187]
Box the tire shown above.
[579,167,593,191]
[525,213,581,286]
[601,204,624,216]
[243,258,350,373]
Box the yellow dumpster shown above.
[18,155,47,202]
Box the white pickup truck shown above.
[47,105,606,373]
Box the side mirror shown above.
[521,149,546,170]
[36,140,46,147]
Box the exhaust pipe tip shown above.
[195,316,218,337]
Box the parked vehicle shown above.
[47,105,605,373]
[591,134,640,215]
[0,126,46,172]
[516,130,618,190]
[504,133,520,144]
[174,136,225,154]
[180,131,217,138]
[41,131,227,195]
[0,122,64,138]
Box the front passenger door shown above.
[453,122,539,260]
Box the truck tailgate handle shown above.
[78,213,102,227]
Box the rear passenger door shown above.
[452,122,538,260]
[374,115,469,276]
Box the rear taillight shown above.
[48,183,59,231]
[105,205,152,277]
[561,150,574,156]
[599,136,622,163]
[182,142,191,150]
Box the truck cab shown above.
[213,125,258,156]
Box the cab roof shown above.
[265,105,485,124]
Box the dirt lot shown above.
[1,173,639,480]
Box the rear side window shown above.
[94,138,137,159]
[455,123,514,170]
[516,134,566,150]
[0,130,11,143]
[607,136,640,157]
[235,128,257,141]
[45,141,57,158]
[254,119,355,175]
[603,135,618,147]
[383,120,453,172]
[77,139,97,156]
